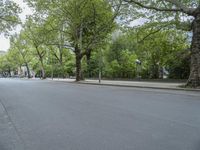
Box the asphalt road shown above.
[0,78,200,150]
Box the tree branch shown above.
[123,0,195,15]
[164,0,195,15]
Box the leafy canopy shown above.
[0,0,21,34]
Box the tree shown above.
[0,0,21,34]
[104,27,189,79]
[105,34,138,78]
[10,33,33,78]
[58,0,116,81]
[25,0,118,81]
[0,54,12,76]
[40,16,74,78]
[6,45,23,76]
[0,50,20,77]
[135,28,189,79]
[22,17,47,79]
[167,51,190,79]
[122,0,200,87]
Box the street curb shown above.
[24,78,200,92]
[77,81,200,92]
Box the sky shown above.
[0,0,33,51]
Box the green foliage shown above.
[167,51,190,79]
[102,27,190,79]
[0,0,21,34]
[1,0,191,81]
[0,52,18,76]
[25,0,117,80]
[120,0,196,31]
[105,46,137,78]
[135,29,189,78]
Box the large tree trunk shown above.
[25,62,31,78]
[187,14,200,88]
[8,67,11,77]
[35,46,46,79]
[40,60,46,79]
[41,66,45,79]
[75,45,82,81]
[59,45,65,78]
[86,51,91,78]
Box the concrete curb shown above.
[24,78,200,92]
[77,81,200,92]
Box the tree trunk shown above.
[8,67,11,77]
[150,64,159,79]
[41,66,45,79]
[25,62,31,78]
[59,44,65,78]
[40,60,46,79]
[86,51,91,78]
[187,14,200,88]
[35,46,46,79]
[75,45,82,81]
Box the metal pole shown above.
[99,49,102,84]
[51,55,54,80]
[51,65,54,80]
[99,70,101,83]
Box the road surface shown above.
[0,78,200,150]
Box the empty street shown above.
[0,79,200,150]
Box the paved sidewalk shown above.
[82,79,183,89]
[45,78,200,91]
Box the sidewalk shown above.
[47,78,200,91]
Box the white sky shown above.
[0,0,33,51]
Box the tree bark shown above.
[40,61,46,79]
[38,58,46,79]
[8,67,11,77]
[75,45,82,81]
[187,14,200,87]
[86,51,91,78]
[25,62,31,78]
[150,63,159,79]
[35,46,46,79]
